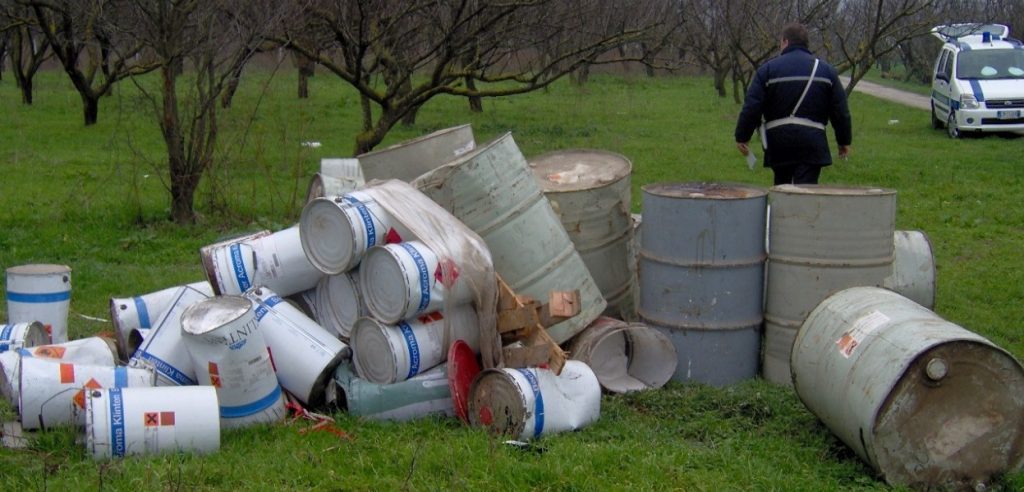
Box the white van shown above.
[930,23,1024,138]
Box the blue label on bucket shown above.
[6,290,71,303]
[220,384,282,418]
[515,369,545,438]
[0,324,13,352]
[114,366,128,388]
[399,243,431,313]
[136,351,196,386]
[133,297,151,329]
[253,295,283,322]
[344,195,377,248]
[230,243,252,292]
[398,321,420,379]
[108,387,127,457]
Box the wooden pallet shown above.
[494,275,580,375]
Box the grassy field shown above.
[1,67,1023,490]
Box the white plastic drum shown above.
[468,360,601,440]
[181,296,286,430]
[18,358,155,430]
[16,336,117,367]
[85,386,220,459]
[300,191,410,275]
[246,287,351,407]
[6,264,72,343]
[128,285,210,386]
[109,281,213,360]
[201,226,322,297]
[567,317,676,393]
[361,240,474,324]
[0,322,49,354]
[315,270,367,339]
[350,305,478,385]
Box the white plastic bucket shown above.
[181,296,286,430]
[314,270,367,339]
[361,240,474,324]
[350,305,478,384]
[245,287,351,407]
[6,264,72,343]
[128,285,210,386]
[109,281,213,360]
[0,322,49,353]
[0,351,22,405]
[201,226,322,297]
[18,357,155,430]
[331,362,454,421]
[567,317,676,393]
[300,191,410,275]
[85,386,220,459]
[17,336,117,367]
[468,360,601,440]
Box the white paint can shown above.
[5,264,72,343]
[314,270,367,339]
[180,296,286,430]
[360,240,474,324]
[331,362,453,421]
[16,336,117,367]
[0,351,22,405]
[109,281,213,360]
[299,190,409,275]
[0,322,49,353]
[18,357,155,430]
[200,226,322,297]
[468,360,601,440]
[567,317,676,393]
[245,287,351,407]
[350,305,478,385]
[85,386,220,459]
[128,285,210,386]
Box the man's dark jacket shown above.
[734,45,852,169]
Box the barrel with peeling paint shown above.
[413,133,605,343]
[792,286,1024,490]
[529,149,636,320]
[359,124,476,182]
[764,185,895,386]
[638,183,767,386]
[884,230,936,309]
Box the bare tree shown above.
[119,0,286,224]
[282,0,677,155]
[26,0,158,125]
[0,30,8,81]
[2,3,49,104]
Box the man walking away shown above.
[735,23,852,185]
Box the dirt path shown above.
[841,77,931,111]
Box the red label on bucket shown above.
[160,411,175,426]
[145,412,159,426]
[385,228,403,244]
[59,363,75,383]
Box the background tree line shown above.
[1,0,1020,224]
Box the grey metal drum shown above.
[413,133,605,343]
[638,183,767,386]
[529,149,636,320]
[764,185,896,386]
[884,230,936,309]
[358,124,475,182]
[792,286,1024,490]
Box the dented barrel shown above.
[792,286,1024,489]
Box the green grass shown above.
[2,68,1024,490]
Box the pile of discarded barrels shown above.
[2,124,1023,490]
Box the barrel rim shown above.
[642,182,768,200]
[770,184,896,196]
[180,296,253,336]
[528,148,633,193]
[356,123,473,159]
[5,264,72,275]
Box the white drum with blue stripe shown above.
[109,281,213,361]
[5,264,72,343]
[360,240,474,324]
[128,285,210,386]
[0,321,49,354]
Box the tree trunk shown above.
[465,76,483,112]
[83,93,99,126]
[19,76,33,105]
[297,54,314,99]
[713,68,727,98]
[160,64,196,224]
[298,70,309,98]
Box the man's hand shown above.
[737,142,750,156]
[838,145,851,160]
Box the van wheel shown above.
[931,103,944,129]
[946,112,961,139]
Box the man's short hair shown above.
[782,23,809,46]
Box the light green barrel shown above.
[413,133,606,343]
[764,185,896,385]
[358,124,475,182]
[883,230,936,309]
[792,286,1024,489]
[529,149,635,320]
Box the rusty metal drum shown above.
[358,124,476,182]
[792,286,1024,490]
[529,149,636,320]
[638,183,767,386]
[764,185,896,386]
[413,133,605,343]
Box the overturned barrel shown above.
[792,286,1024,489]
[0,322,49,354]
[764,185,895,385]
[358,124,475,182]
[331,362,454,421]
[314,270,367,339]
[109,281,214,361]
[413,133,605,343]
[201,226,322,297]
[529,149,636,320]
[884,230,936,309]
[638,183,767,386]
[567,317,676,393]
